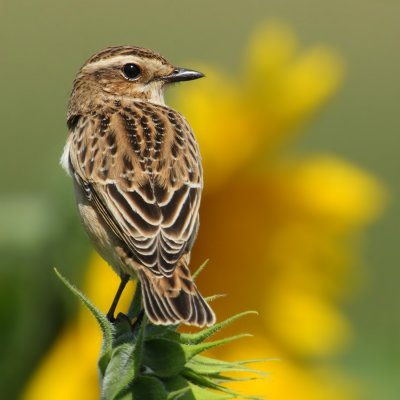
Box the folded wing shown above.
[68,111,202,278]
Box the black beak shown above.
[161,68,204,83]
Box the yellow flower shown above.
[23,23,384,399]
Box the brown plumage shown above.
[61,46,216,327]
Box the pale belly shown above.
[73,181,138,279]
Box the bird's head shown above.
[69,46,204,114]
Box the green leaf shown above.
[118,376,168,400]
[101,343,136,400]
[166,387,192,400]
[182,369,237,396]
[188,378,263,400]
[187,356,267,377]
[133,315,146,377]
[54,268,113,376]
[162,375,192,398]
[143,338,187,377]
[192,259,209,281]
[131,376,168,400]
[189,385,237,399]
[180,311,257,345]
[164,374,259,400]
[204,294,226,303]
[182,334,252,361]
[145,323,180,341]
[112,315,135,348]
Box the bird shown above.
[60,46,216,327]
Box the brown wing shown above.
[68,104,202,277]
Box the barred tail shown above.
[138,258,216,327]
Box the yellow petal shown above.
[245,22,298,85]
[220,337,357,400]
[287,156,385,228]
[22,326,100,400]
[264,286,351,357]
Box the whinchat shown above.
[61,46,216,327]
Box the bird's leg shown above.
[127,280,142,319]
[131,309,145,331]
[107,274,129,322]
[127,281,145,330]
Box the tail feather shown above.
[138,259,216,327]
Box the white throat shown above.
[142,81,166,106]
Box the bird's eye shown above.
[122,63,141,80]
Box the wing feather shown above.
[68,108,202,277]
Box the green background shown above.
[0,0,398,398]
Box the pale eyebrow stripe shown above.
[83,55,143,72]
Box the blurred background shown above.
[0,0,398,399]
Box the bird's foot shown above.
[131,309,145,331]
